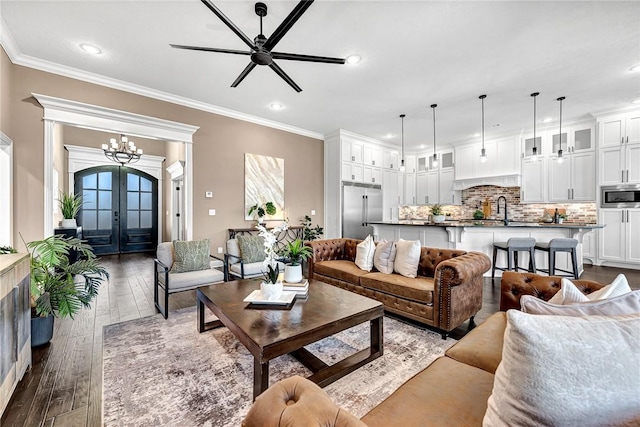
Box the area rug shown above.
[103,307,456,427]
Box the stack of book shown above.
[282,279,309,298]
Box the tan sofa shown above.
[242,272,605,427]
[306,238,491,338]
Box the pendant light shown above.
[531,92,539,162]
[399,114,406,172]
[556,96,565,164]
[430,104,438,168]
[479,94,487,163]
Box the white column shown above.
[43,120,55,237]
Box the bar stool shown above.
[491,237,537,279]
[534,238,579,279]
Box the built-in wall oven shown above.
[601,185,640,208]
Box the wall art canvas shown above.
[245,154,285,220]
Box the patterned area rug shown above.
[103,307,456,426]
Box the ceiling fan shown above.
[170,0,346,92]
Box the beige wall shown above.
[6,52,324,251]
[0,47,11,135]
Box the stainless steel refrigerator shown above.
[342,183,383,239]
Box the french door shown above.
[74,166,158,255]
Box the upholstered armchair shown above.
[224,236,284,281]
[154,241,225,319]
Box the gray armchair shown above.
[154,242,225,318]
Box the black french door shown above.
[74,166,158,255]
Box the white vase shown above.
[260,281,283,300]
[284,264,302,283]
[432,215,446,223]
[257,217,265,224]
[60,218,77,228]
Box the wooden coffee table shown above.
[196,279,384,400]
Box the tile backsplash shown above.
[400,186,597,223]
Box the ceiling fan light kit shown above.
[171,0,346,92]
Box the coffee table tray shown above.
[243,290,296,306]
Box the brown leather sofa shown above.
[305,238,491,338]
[242,272,605,427]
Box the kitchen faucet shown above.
[497,196,509,225]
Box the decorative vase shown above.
[257,217,265,224]
[60,218,77,228]
[284,264,302,283]
[558,218,564,224]
[31,314,54,347]
[260,281,283,300]
[432,215,446,223]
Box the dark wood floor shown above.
[2,254,639,427]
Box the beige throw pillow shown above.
[393,239,421,278]
[520,290,640,316]
[548,274,631,305]
[484,310,640,427]
[373,239,396,274]
[355,235,375,272]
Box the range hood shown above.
[453,173,521,190]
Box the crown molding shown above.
[0,22,323,141]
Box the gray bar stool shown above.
[534,238,579,279]
[491,237,537,279]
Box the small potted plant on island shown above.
[282,239,313,284]
[26,234,108,346]
[58,191,83,228]
[248,201,276,224]
[430,204,446,223]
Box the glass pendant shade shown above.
[399,114,406,172]
[556,96,566,164]
[431,104,438,168]
[531,92,539,162]
[479,95,487,163]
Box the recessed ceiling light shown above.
[632,99,640,104]
[472,133,480,137]
[79,43,102,55]
[542,117,553,123]
[346,54,361,64]
[419,144,425,149]
[491,124,501,128]
[385,133,394,139]
[630,64,640,72]
[269,103,283,111]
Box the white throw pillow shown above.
[520,290,640,316]
[373,239,396,274]
[548,274,631,305]
[355,235,375,272]
[393,239,421,278]
[484,310,640,427]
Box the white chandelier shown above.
[102,135,143,165]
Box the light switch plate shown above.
[208,209,216,216]
[311,210,316,216]
[205,191,213,198]
[217,247,223,254]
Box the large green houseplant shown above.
[26,234,108,345]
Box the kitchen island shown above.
[369,220,604,277]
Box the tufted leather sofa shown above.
[242,272,607,427]
[306,238,491,338]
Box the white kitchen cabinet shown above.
[404,172,416,205]
[598,208,640,265]
[599,112,640,147]
[439,168,456,205]
[426,170,439,205]
[521,157,546,203]
[341,138,364,163]
[598,111,640,185]
[548,150,595,202]
[454,144,475,180]
[417,156,428,172]
[522,134,546,158]
[383,150,400,170]
[454,137,519,180]
[341,162,364,182]
[363,166,382,185]
[439,151,455,169]
[382,169,400,221]
[404,155,417,173]
[416,172,428,204]
[363,145,383,167]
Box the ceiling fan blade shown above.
[269,62,302,92]
[200,0,255,49]
[170,44,251,56]
[231,62,257,88]
[272,51,345,64]
[263,0,314,51]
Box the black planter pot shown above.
[31,314,54,347]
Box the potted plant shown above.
[430,204,446,223]
[300,215,323,241]
[58,191,83,228]
[282,239,313,283]
[248,201,276,223]
[26,234,108,346]
[558,213,568,224]
[256,222,288,299]
[0,245,17,254]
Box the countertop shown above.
[369,220,604,229]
